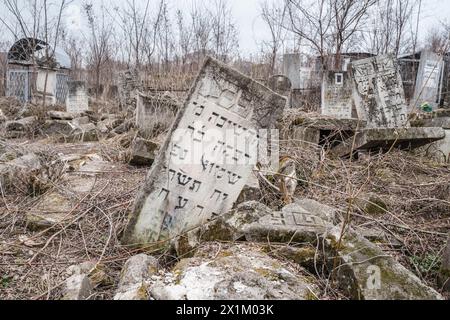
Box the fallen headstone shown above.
[352,55,409,128]
[123,57,286,246]
[150,244,319,300]
[201,199,336,244]
[333,127,445,158]
[325,225,443,300]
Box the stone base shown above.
[333,128,445,158]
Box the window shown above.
[335,73,344,86]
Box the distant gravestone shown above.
[412,51,444,111]
[352,55,409,128]
[321,71,354,119]
[123,57,286,246]
[283,53,301,90]
[66,81,89,113]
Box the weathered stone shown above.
[288,199,338,225]
[97,117,123,134]
[5,116,37,132]
[412,51,444,111]
[202,199,334,244]
[242,202,331,244]
[235,172,261,205]
[172,229,201,259]
[26,192,73,230]
[41,120,73,136]
[150,244,319,300]
[66,123,99,142]
[321,71,355,119]
[123,57,286,246]
[352,55,409,128]
[411,115,450,163]
[66,81,89,113]
[72,116,90,126]
[201,201,273,242]
[0,108,6,123]
[353,193,388,216]
[266,245,319,272]
[333,127,446,158]
[282,53,302,90]
[114,254,158,300]
[48,111,77,120]
[129,137,159,166]
[438,234,450,292]
[66,262,110,288]
[63,274,93,300]
[325,225,443,300]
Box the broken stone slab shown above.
[438,234,450,292]
[5,116,37,132]
[64,123,99,143]
[41,120,73,136]
[242,202,331,244]
[202,199,335,244]
[62,274,93,300]
[333,128,446,158]
[48,111,78,121]
[66,261,111,288]
[123,56,286,246]
[114,254,158,300]
[201,201,273,242]
[235,172,261,205]
[26,192,73,231]
[150,244,319,300]
[72,116,91,126]
[325,225,443,300]
[129,137,159,167]
[97,117,124,134]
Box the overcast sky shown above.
[63,0,450,55]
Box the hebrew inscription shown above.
[351,55,409,128]
[123,57,286,245]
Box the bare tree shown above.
[366,0,416,56]
[260,0,287,75]
[84,2,113,98]
[209,0,239,62]
[284,0,377,69]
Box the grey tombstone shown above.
[66,81,89,113]
[352,55,409,128]
[412,51,445,111]
[123,57,286,246]
[283,53,302,90]
[321,71,354,119]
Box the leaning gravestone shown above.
[321,71,354,119]
[412,51,444,111]
[123,57,286,246]
[352,55,409,128]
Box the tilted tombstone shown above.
[321,71,354,119]
[412,51,445,111]
[66,81,89,113]
[123,57,286,246]
[351,55,409,128]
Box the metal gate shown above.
[56,73,69,104]
[7,70,30,102]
